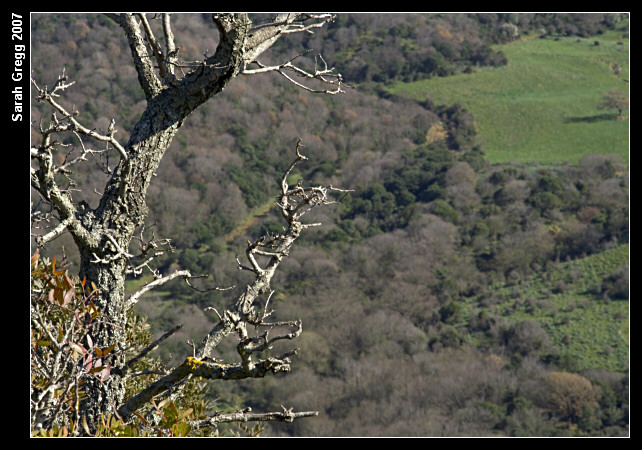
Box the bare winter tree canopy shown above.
[30,13,348,435]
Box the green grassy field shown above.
[458,244,629,373]
[388,31,629,165]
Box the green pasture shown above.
[459,244,629,373]
[389,32,629,165]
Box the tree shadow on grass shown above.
[564,113,618,123]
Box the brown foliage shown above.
[544,371,600,423]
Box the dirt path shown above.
[224,199,275,242]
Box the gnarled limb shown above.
[31,13,346,434]
[117,143,350,427]
[106,13,163,98]
[190,406,318,427]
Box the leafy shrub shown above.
[600,265,629,300]
[431,199,459,224]
[30,251,219,436]
[439,301,462,324]
[500,320,550,357]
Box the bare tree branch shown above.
[32,13,346,434]
[31,75,129,160]
[113,324,184,377]
[31,149,97,250]
[244,52,348,95]
[191,407,318,427]
[126,270,191,308]
[106,13,163,98]
[136,13,178,86]
[117,142,349,423]
[34,216,72,247]
[243,13,335,63]
[162,13,178,76]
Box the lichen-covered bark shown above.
[117,143,345,421]
[32,12,341,434]
[74,13,255,429]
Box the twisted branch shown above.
[117,141,350,426]
[244,51,349,95]
[190,406,318,428]
[31,73,128,160]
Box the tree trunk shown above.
[31,12,342,433]
[76,13,252,428]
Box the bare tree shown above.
[30,13,348,435]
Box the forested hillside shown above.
[30,13,629,436]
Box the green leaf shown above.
[89,365,105,374]
[171,422,191,437]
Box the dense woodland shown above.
[30,13,628,436]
